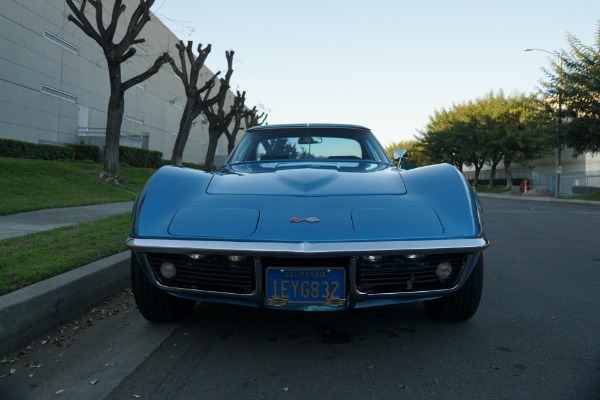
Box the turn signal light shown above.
[188,253,206,260]
[361,255,383,262]
[227,255,248,262]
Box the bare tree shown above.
[168,40,222,166]
[220,104,268,155]
[244,105,268,129]
[67,0,170,183]
[201,51,236,170]
[221,91,248,155]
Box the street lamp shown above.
[523,47,563,198]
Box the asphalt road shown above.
[1,197,599,399]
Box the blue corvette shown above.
[126,124,488,322]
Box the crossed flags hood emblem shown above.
[289,217,320,223]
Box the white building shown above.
[0,0,236,166]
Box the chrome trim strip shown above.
[126,237,488,257]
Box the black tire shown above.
[131,254,196,323]
[424,254,484,321]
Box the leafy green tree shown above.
[384,140,430,167]
[418,91,552,187]
[418,108,467,171]
[480,92,552,188]
[454,102,489,186]
[495,93,552,188]
[541,22,600,155]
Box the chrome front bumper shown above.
[128,237,488,310]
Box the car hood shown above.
[206,163,407,196]
[132,163,484,243]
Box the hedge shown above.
[469,178,531,187]
[119,146,162,168]
[0,138,164,169]
[71,143,100,162]
[0,138,74,160]
[572,186,600,194]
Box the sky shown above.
[149,0,599,147]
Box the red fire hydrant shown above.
[519,179,531,195]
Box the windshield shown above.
[227,126,391,165]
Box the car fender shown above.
[131,166,212,238]
[399,163,484,239]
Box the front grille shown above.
[357,254,466,293]
[147,254,255,294]
[145,253,467,296]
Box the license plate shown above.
[266,267,345,306]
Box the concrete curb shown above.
[0,251,130,357]
[477,192,600,206]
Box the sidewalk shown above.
[0,202,134,356]
[0,202,134,240]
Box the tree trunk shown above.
[204,127,220,171]
[171,101,196,166]
[473,167,481,187]
[504,160,513,189]
[227,137,236,155]
[103,64,125,182]
[488,156,502,188]
[489,164,497,188]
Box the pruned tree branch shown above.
[115,0,152,57]
[94,0,107,37]
[244,106,268,128]
[66,0,104,46]
[120,47,137,64]
[105,0,126,40]
[123,52,171,90]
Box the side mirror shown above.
[392,149,408,168]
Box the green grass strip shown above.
[0,213,131,295]
[571,191,600,201]
[0,157,154,215]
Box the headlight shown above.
[435,262,453,280]
[160,262,177,279]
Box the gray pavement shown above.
[1,195,598,357]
